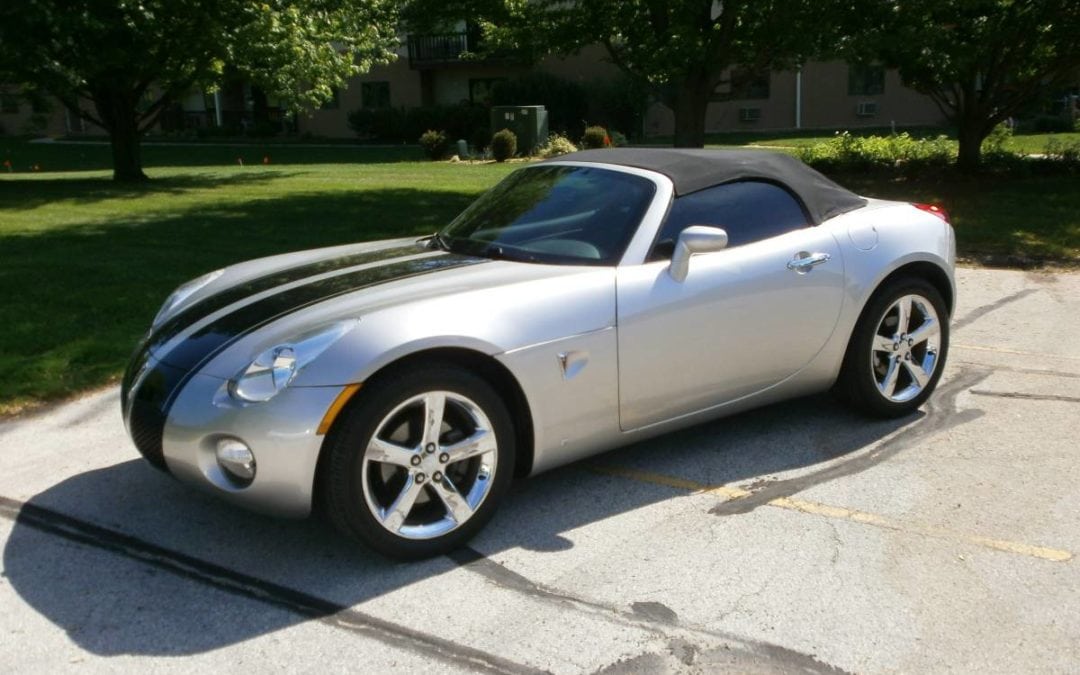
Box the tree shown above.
[405,0,831,148]
[844,0,1080,170]
[0,0,399,181]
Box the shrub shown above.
[1044,138,1080,167]
[196,125,241,139]
[22,113,49,136]
[419,129,449,160]
[491,128,517,162]
[581,125,610,149]
[537,133,578,158]
[609,130,628,147]
[245,120,280,138]
[798,131,953,174]
[347,104,488,144]
[983,121,1013,156]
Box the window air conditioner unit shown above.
[856,101,878,117]
[739,107,761,122]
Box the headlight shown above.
[153,269,225,328]
[228,320,358,403]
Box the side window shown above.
[651,181,810,260]
[848,65,885,96]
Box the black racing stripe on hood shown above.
[152,242,422,349]
[154,253,485,374]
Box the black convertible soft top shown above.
[549,148,867,225]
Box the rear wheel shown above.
[836,278,949,418]
[321,363,515,559]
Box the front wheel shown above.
[836,278,949,418]
[320,363,515,559]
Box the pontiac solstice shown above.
[122,148,954,558]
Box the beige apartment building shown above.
[301,38,946,138]
[1,34,946,140]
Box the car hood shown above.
[144,237,615,377]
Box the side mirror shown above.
[668,225,728,282]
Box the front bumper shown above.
[122,352,346,519]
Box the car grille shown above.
[122,343,187,474]
[129,397,168,470]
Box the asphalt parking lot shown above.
[2,266,1078,673]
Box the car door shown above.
[616,180,845,430]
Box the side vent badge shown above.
[557,351,589,380]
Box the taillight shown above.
[913,202,949,223]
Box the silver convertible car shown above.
[122,149,954,558]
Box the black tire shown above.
[835,277,949,418]
[320,362,515,560]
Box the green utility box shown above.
[490,105,549,154]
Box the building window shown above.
[1,93,19,114]
[469,78,505,105]
[848,65,885,96]
[320,88,341,110]
[361,81,391,109]
[712,69,770,101]
[735,70,770,100]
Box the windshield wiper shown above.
[429,232,452,252]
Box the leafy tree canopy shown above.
[0,0,400,180]
[840,0,1080,169]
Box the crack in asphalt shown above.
[592,637,853,675]
[0,496,544,675]
[450,546,848,674]
[2,491,851,674]
[709,367,990,517]
[953,362,1080,379]
[826,519,842,566]
[953,288,1038,330]
[969,390,1080,404]
[629,601,679,625]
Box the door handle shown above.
[787,252,831,273]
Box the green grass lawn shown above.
[1,138,1077,415]
[0,140,515,414]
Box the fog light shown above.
[216,438,256,485]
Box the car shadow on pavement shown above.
[2,391,920,657]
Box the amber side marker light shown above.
[913,202,950,223]
[317,383,362,435]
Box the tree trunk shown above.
[956,123,987,173]
[109,123,147,182]
[93,86,148,182]
[669,79,710,148]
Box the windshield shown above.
[438,165,656,266]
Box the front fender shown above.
[215,265,618,388]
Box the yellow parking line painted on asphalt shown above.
[588,465,1073,563]
[954,343,1080,362]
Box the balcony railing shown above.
[407,32,471,66]
[406,30,519,69]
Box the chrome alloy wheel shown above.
[870,293,942,403]
[361,391,498,540]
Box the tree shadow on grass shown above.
[0,171,301,209]
[0,187,477,407]
[0,140,423,174]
